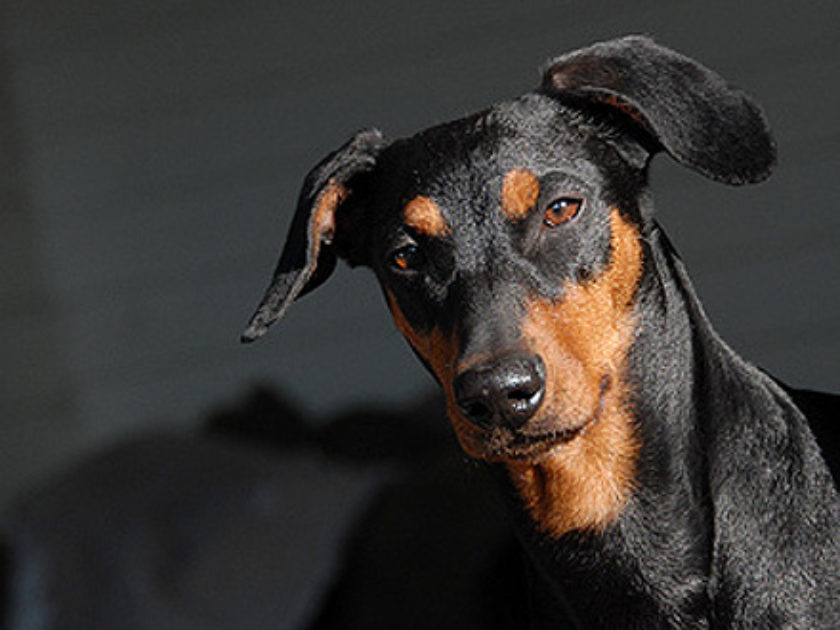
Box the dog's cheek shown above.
[508,209,645,538]
[521,308,601,429]
[524,208,643,423]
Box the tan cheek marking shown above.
[508,209,643,538]
[501,169,540,221]
[404,196,448,237]
[385,291,487,457]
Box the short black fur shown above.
[243,36,839,628]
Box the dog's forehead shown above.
[379,94,598,199]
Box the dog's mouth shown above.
[478,419,592,462]
[452,399,603,463]
[456,374,612,463]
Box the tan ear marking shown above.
[309,180,348,258]
[304,180,348,278]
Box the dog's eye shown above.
[543,197,582,227]
[390,244,424,272]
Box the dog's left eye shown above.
[543,197,583,227]
[390,244,424,273]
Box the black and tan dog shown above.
[243,36,840,628]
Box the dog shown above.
[242,36,840,628]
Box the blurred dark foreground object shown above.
[1,388,523,630]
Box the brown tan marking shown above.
[404,196,448,237]
[508,208,643,538]
[385,291,488,456]
[596,93,648,127]
[308,180,347,267]
[501,169,540,221]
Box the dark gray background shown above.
[2,0,838,505]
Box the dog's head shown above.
[243,36,774,469]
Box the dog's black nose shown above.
[453,354,546,430]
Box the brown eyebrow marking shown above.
[501,169,540,221]
[404,196,449,237]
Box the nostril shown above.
[507,386,538,402]
[504,367,543,403]
[508,391,535,416]
[505,381,544,420]
[462,399,493,426]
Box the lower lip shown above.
[484,420,591,461]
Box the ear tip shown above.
[240,315,271,343]
[748,143,778,184]
[240,328,262,344]
[349,128,387,153]
[240,329,261,344]
[356,127,385,141]
[687,142,776,186]
[711,103,778,185]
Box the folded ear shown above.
[540,35,776,185]
[242,129,385,342]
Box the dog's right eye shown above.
[543,196,583,227]
[390,244,424,273]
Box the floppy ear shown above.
[242,129,385,342]
[540,35,776,185]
